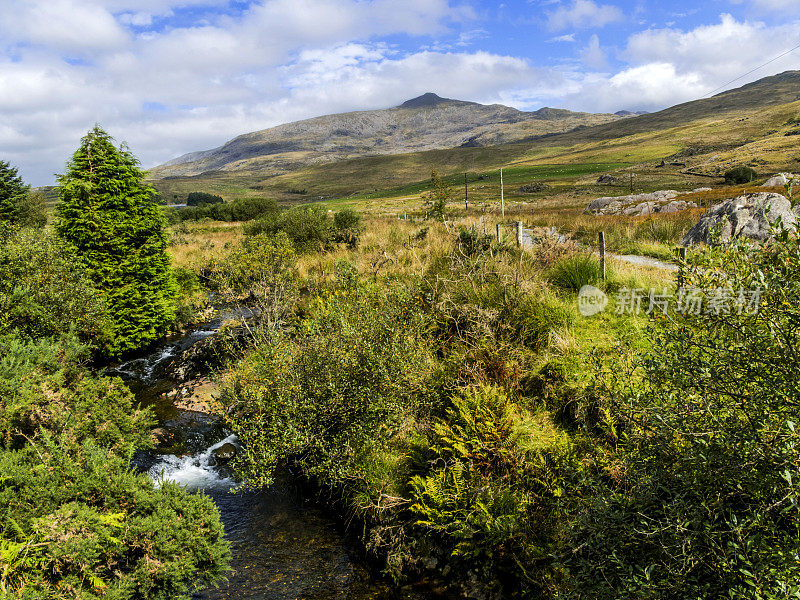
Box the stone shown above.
[150,427,170,445]
[586,190,696,216]
[763,173,799,187]
[214,442,237,461]
[680,192,796,246]
[517,182,548,193]
[692,187,712,193]
[596,174,617,184]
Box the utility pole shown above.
[500,167,505,218]
[464,173,468,210]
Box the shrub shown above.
[456,226,494,256]
[224,280,433,488]
[246,205,361,252]
[0,228,110,344]
[546,253,604,292]
[724,165,757,184]
[333,207,363,248]
[186,191,223,206]
[424,170,450,221]
[0,438,229,599]
[565,235,800,598]
[410,385,577,595]
[174,197,278,222]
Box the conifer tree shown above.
[0,160,30,225]
[56,126,176,355]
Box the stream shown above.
[110,314,435,600]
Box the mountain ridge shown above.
[149,94,620,178]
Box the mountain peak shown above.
[399,93,462,109]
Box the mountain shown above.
[148,94,619,179]
[547,71,800,145]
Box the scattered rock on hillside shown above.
[585,190,696,215]
[680,192,796,245]
[517,182,549,193]
[596,175,617,184]
[763,173,799,187]
[693,187,712,193]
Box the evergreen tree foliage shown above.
[0,160,30,225]
[56,126,176,356]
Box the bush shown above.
[186,191,223,206]
[224,280,433,489]
[0,438,229,599]
[410,385,577,596]
[565,235,800,598]
[174,197,278,222]
[333,207,363,248]
[724,165,758,184]
[546,253,604,292]
[245,206,362,252]
[0,228,110,344]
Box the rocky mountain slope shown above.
[149,93,620,178]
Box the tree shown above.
[425,170,450,221]
[0,160,30,225]
[56,126,176,356]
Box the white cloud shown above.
[579,34,607,69]
[751,0,800,12]
[558,14,800,112]
[549,33,576,42]
[547,0,623,31]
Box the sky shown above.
[1,0,800,185]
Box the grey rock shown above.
[214,442,237,461]
[586,190,684,215]
[596,174,617,184]
[517,182,548,193]
[680,192,796,246]
[763,173,798,187]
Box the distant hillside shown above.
[545,71,800,145]
[149,94,619,179]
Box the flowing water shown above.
[112,316,436,600]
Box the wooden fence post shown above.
[501,168,505,218]
[676,246,687,287]
[599,231,606,281]
[516,221,522,247]
[464,173,468,210]
[496,223,501,243]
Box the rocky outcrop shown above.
[763,173,799,187]
[586,190,696,216]
[596,174,617,184]
[680,193,796,245]
[517,182,549,193]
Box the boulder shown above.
[763,173,798,187]
[214,442,237,461]
[660,200,697,214]
[596,174,617,184]
[692,187,712,193]
[517,182,548,193]
[585,190,690,216]
[680,193,796,246]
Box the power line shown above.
[702,40,800,98]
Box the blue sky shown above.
[1,0,799,185]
